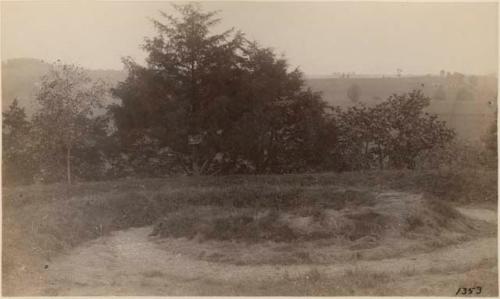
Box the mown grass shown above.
[4,168,496,206]
[246,263,498,296]
[226,267,397,296]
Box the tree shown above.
[482,109,497,168]
[226,45,334,173]
[111,4,246,175]
[347,83,361,103]
[376,90,455,169]
[456,87,474,101]
[433,85,447,101]
[111,4,331,175]
[334,90,455,170]
[33,63,106,184]
[485,112,497,154]
[2,99,37,185]
[333,104,374,170]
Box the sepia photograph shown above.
[1,0,498,296]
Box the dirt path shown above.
[33,207,498,296]
[456,207,497,224]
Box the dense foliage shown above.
[333,90,456,171]
[33,64,108,184]
[110,4,332,175]
[2,64,108,185]
[2,100,37,185]
[2,4,472,185]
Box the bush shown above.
[416,141,496,171]
[333,90,455,171]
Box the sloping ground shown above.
[23,229,497,296]
[2,171,497,295]
[9,193,498,296]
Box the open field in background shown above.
[3,169,497,296]
[2,59,497,141]
[306,76,497,142]
[306,76,497,110]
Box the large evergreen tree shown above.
[111,4,331,175]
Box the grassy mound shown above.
[150,191,483,244]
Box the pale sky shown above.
[1,1,498,75]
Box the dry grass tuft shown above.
[150,190,484,246]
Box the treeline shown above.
[2,4,495,185]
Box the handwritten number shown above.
[456,287,483,296]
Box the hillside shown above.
[2,58,497,141]
[1,58,126,115]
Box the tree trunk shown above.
[66,146,72,184]
[378,144,384,170]
[191,145,200,176]
[364,141,369,168]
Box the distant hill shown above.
[1,58,126,115]
[2,58,497,141]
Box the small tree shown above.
[456,87,474,101]
[2,99,37,185]
[482,109,497,168]
[333,104,374,170]
[347,83,361,103]
[33,63,106,184]
[433,85,447,101]
[378,90,455,169]
[335,90,455,170]
[484,112,497,154]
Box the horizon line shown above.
[2,57,498,78]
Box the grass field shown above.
[2,169,498,295]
